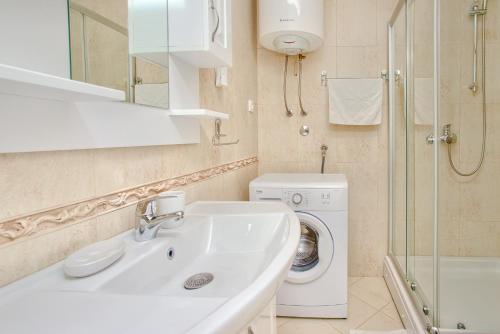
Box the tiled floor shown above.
[277,277,405,334]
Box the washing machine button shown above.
[291,193,303,205]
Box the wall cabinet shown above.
[169,0,232,68]
[129,0,232,69]
[128,0,169,67]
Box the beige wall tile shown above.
[0,218,99,286]
[336,46,380,79]
[0,150,96,221]
[324,0,338,46]
[300,47,336,105]
[337,0,377,47]
[349,218,388,277]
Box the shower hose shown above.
[447,8,487,177]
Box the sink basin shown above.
[0,201,300,334]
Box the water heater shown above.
[259,0,324,55]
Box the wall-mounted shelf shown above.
[0,66,229,153]
[0,99,202,153]
[0,64,125,102]
[169,109,230,120]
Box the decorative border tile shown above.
[0,157,258,244]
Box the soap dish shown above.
[64,238,126,278]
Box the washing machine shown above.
[250,173,348,318]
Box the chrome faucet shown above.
[135,195,184,242]
[426,124,457,145]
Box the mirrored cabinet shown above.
[0,0,232,153]
[67,0,232,108]
[68,0,169,109]
[0,0,233,108]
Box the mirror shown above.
[68,0,169,108]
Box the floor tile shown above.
[381,301,401,321]
[325,295,378,334]
[277,317,292,327]
[277,277,404,334]
[349,277,362,286]
[358,311,404,331]
[278,318,342,334]
[350,277,392,310]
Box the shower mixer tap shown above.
[426,124,457,145]
[440,124,457,144]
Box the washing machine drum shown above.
[292,224,319,271]
[287,212,334,284]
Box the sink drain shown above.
[184,273,214,290]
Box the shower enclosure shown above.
[386,0,500,333]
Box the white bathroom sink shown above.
[0,201,300,334]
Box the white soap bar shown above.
[64,238,126,278]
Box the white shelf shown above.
[0,99,201,153]
[169,109,230,119]
[0,64,125,102]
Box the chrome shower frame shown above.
[386,0,494,333]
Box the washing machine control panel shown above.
[251,187,348,211]
[283,188,346,211]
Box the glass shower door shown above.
[389,0,408,276]
[389,0,437,326]
[409,0,436,323]
[390,0,500,331]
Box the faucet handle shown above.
[135,191,186,242]
[135,191,185,221]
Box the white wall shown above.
[0,0,70,78]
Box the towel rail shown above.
[321,70,401,86]
[212,119,240,146]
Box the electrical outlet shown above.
[247,99,255,113]
[215,67,228,87]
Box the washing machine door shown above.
[286,212,334,284]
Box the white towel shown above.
[414,77,433,126]
[328,78,383,125]
[134,83,169,109]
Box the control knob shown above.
[291,193,303,205]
